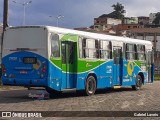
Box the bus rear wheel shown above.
[85,76,96,96]
[132,75,142,90]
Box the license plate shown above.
[20,70,28,74]
[23,57,37,64]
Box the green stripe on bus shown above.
[50,58,107,73]
[61,34,79,42]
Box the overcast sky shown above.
[0,0,160,28]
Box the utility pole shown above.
[12,1,32,25]
[49,15,64,27]
[1,0,9,65]
[3,0,9,32]
[1,0,9,84]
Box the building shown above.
[149,13,157,24]
[74,27,116,35]
[114,24,141,36]
[126,28,160,50]
[138,16,149,25]
[123,17,138,24]
[126,28,160,67]
[74,27,92,31]
[94,17,122,30]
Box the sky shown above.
[0,0,160,28]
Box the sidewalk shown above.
[0,85,27,91]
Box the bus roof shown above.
[6,26,152,46]
[47,26,152,46]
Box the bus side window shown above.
[126,44,136,60]
[137,45,146,60]
[79,37,83,58]
[100,40,112,59]
[51,34,60,58]
[82,38,97,59]
[82,39,86,58]
[95,40,99,58]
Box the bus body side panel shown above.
[48,59,62,91]
[98,60,113,88]
[76,59,99,90]
[76,60,113,90]
[122,60,136,86]
[122,60,147,86]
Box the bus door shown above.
[61,41,76,89]
[147,51,154,83]
[113,47,122,85]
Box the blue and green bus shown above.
[2,26,154,95]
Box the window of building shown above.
[95,26,99,29]
[100,40,112,59]
[126,44,136,60]
[51,34,60,58]
[137,45,146,60]
[82,38,98,59]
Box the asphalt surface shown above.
[0,81,160,120]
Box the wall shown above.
[123,17,138,24]
[107,18,122,25]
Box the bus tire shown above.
[85,76,96,96]
[132,75,142,90]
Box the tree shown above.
[111,2,126,19]
[99,2,126,19]
[153,12,160,25]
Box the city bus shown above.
[2,26,154,96]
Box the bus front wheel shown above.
[85,76,96,96]
[132,75,142,90]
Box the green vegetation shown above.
[99,2,126,20]
[111,2,126,19]
[153,12,160,25]
[154,75,160,81]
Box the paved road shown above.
[0,81,160,120]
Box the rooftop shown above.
[129,28,160,33]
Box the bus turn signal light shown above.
[3,69,6,73]
[42,69,46,73]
